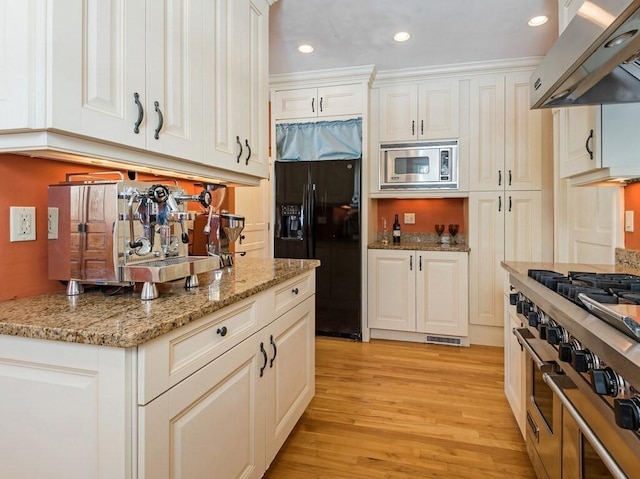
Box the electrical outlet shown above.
[48,207,59,240]
[10,206,36,242]
[404,213,415,224]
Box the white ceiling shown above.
[269,0,559,75]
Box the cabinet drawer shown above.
[137,291,270,405]
[273,272,315,318]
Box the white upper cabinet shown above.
[0,0,273,182]
[204,0,270,178]
[378,79,459,142]
[468,71,542,191]
[273,84,364,120]
[47,0,204,161]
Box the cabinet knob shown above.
[292,287,299,295]
[216,326,228,337]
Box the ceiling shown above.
[269,0,559,76]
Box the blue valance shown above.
[275,118,362,161]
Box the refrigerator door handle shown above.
[302,183,311,258]
[310,183,317,258]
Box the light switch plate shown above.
[404,213,415,224]
[48,207,59,240]
[625,210,634,232]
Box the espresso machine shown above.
[219,213,245,266]
[48,172,222,300]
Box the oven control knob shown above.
[590,367,620,396]
[538,323,548,341]
[558,342,574,362]
[528,311,541,327]
[509,293,518,306]
[614,397,640,431]
[546,325,563,345]
[571,350,596,373]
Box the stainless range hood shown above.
[531,0,640,109]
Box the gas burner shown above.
[527,269,640,309]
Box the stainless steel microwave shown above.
[380,140,458,190]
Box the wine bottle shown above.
[392,214,401,243]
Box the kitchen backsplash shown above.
[625,182,640,251]
[376,198,466,236]
[0,154,218,302]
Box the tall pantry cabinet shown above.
[467,68,547,345]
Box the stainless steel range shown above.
[508,267,640,479]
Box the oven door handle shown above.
[543,373,627,479]
[513,328,555,372]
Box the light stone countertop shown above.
[368,241,470,253]
[0,258,320,348]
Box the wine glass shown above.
[448,224,459,244]
[435,224,445,237]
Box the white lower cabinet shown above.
[503,292,526,439]
[0,271,315,479]
[139,297,315,478]
[367,249,468,338]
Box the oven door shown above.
[544,373,627,479]
[384,147,440,185]
[514,328,562,479]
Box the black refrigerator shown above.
[274,159,361,339]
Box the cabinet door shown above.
[505,72,542,190]
[378,84,419,141]
[234,179,271,258]
[468,192,505,327]
[265,297,315,465]
[504,296,525,438]
[138,332,266,479]
[48,0,146,148]
[417,79,459,140]
[203,0,244,170]
[317,84,363,117]
[273,88,318,119]
[145,0,204,161]
[416,252,468,337]
[504,191,542,263]
[468,75,505,191]
[558,105,600,178]
[367,249,416,331]
[242,0,270,178]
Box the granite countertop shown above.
[501,260,640,277]
[0,258,320,348]
[368,240,470,253]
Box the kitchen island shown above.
[0,257,319,479]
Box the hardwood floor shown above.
[264,337,535,479]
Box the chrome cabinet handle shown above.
[586,129,594,160]
[133,92,143,134]
[153,101,163,139]
[269,335,277,368]
[245,139,251,165]
[236,136,243,163]
[259,342,267,377]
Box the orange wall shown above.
[376,198,466,234]
[0,154,221,301]
[625,182,640,250]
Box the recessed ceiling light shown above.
[298,44,314,53]
[393,32,411,42]
[528,15,549,27]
